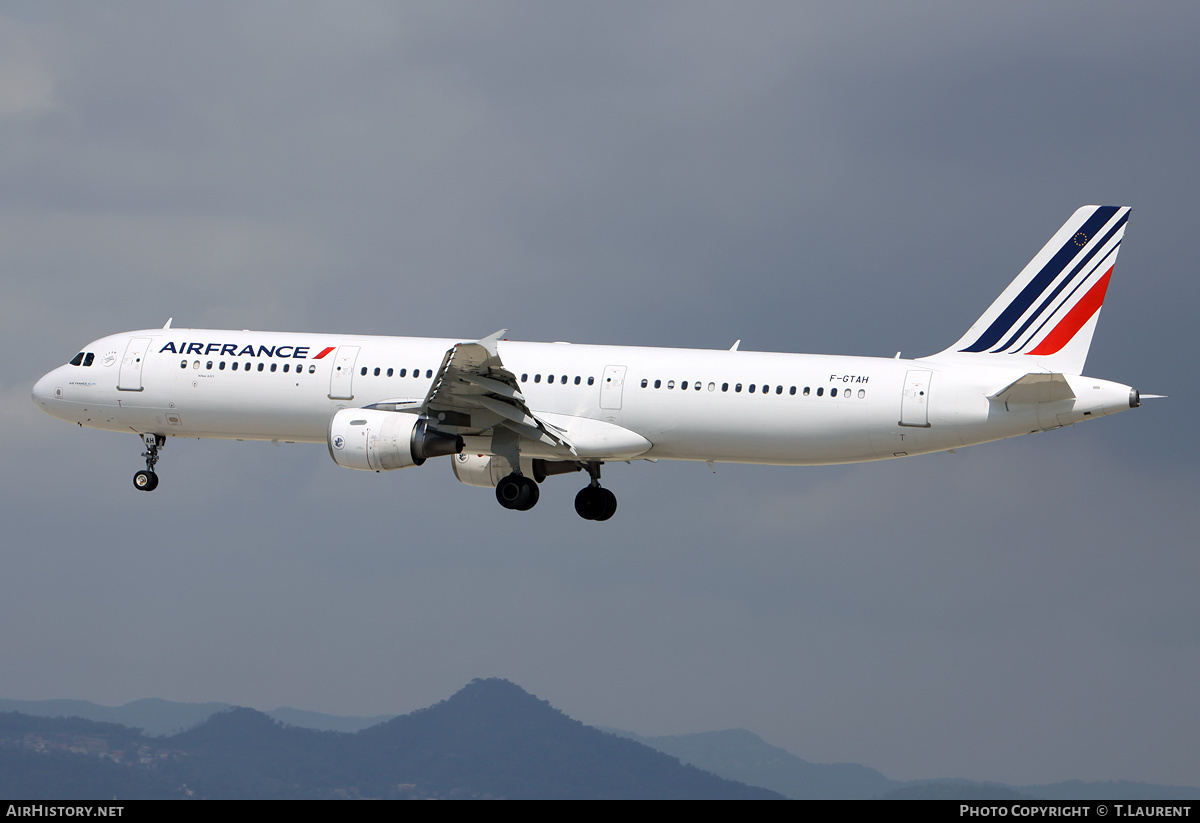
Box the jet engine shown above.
[328,408,462,471]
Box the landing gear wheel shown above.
[575,486,617,521]
[133,470,159,492]
[496,473,539,511]
[515,477,539,511]
[594,488,617,521]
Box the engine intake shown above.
[329,409,463,471]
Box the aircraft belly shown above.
[627,402,877,466]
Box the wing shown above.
[417,330,577,455]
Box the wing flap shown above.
[420,330,576,453]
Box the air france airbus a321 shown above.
[33,206,1148,521]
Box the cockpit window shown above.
[82,353,95,367]
[70,352,85,366]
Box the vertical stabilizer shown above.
[929,205,1130,374]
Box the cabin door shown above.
[328,346,360,400]
[599,365,627,410]
[899,370,932,427]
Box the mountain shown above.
[1,679,781,799]
[626,728,898,799]
[0,697,391,736]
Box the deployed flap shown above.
[422,331,576,453]
[991,372,1076,405]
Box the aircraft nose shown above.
[32,370,61,410]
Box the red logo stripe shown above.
[1026,267,1112,356]
[312,346,336,360]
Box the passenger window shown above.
[804,387,811,396]
[521,373,528,382]
[426,369,432,378]
[232,362,239,371]
[775,385,782,394]
[387,368,393,377]
[360,367,367,376]
[655,379,661,389]
[548,374,555,384]
[219,361,226,371]
[722,383,728,392]
[270,363,277,373]
[206,360,213,370]
[789,386,796,395]
[193,361,200,370]
[858,389,866,398]
[180,360,187,369]
[535,374,541,383]
[574,376,581,385]
[258,363,265,372]
[641,379,648,388]
[816,387,823,396]
[308,365,316,374]
[587,376,594,385]
[561,375,567,384]
[374,367,380,376]
[667,380,675,389]
[735,383,742,392]
[283,363,290,373]
[831,387,837,397]
[749,384,755,393]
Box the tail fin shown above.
[929,205,1131,374]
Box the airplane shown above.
[32,205,1148,521]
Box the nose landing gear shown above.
[133,433,165,492]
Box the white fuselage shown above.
[32,328,1137,467]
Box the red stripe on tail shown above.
[1026,267,1112,356]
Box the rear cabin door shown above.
[899,369,932,427]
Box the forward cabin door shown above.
[899,369,932,427]
[328,346,360,400]
[599,365,627,410]
[117,337,152,391]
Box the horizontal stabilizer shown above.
[990,373,1076,405]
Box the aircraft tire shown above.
[496,473,536,511]
[515,477,539,511]
[575,486,616,520]
[594,488,617,521]
[133,470,158,492]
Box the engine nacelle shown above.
[329,409,463,471]
[451,453,581,487]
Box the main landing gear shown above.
[574,462,617,522]
[494,460,618,520]
[496,472,539,511]
[133,433,165,492]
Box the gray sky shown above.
[3,2,1197,787]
